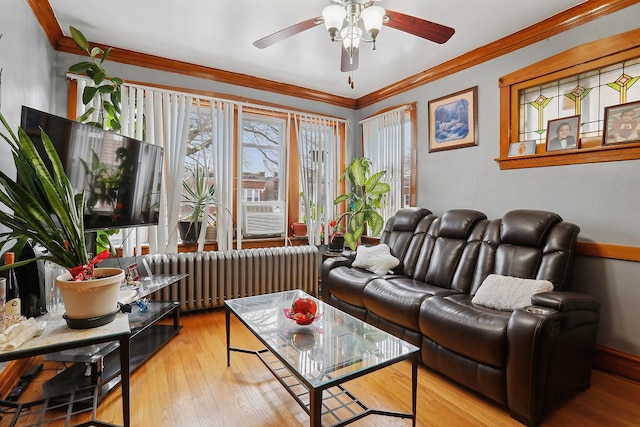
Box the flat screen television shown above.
[20,106,164,231]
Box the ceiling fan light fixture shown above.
[322,5,347,41]
[341,26,361,55]
[361,5,385,35]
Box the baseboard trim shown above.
[595,345,640,382]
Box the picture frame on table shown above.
[603,101,640,145]
[546,115,580,152]
[508,140,537,157]
[126,263,141,281]
[428,86,478,152]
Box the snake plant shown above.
[0,112,89,272]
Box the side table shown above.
[0,313,131,426]
[43,274,186,404]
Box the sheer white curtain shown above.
[121,87,192,254]
[191,98,234,250]
[361,106,406,227]
[294,114,343,246]
[69,75,192,254]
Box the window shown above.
[361,103,417,227]
[498,29,640,169]
[241,113,286,203]
[296,116,344,245]
[68,76,347,252]
[518,59,640,146]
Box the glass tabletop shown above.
[225,290,419,388]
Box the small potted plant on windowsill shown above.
[179,165,217,243]
[0,112,124,327]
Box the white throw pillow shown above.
[352,244,400,275]
[472,274,553,311]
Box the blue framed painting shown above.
[428,86,478,152]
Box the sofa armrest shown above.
[531,291,600,312]
[506,296,599,425]
[321,256,353,301]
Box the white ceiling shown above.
[48,0,587,99]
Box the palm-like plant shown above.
[0,113,88,272]
[333,157,391,250]
[181,165,216,239]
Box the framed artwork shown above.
[546,115,580,152]
[428,86,478,152]
[126,263,141,281]
[603,101,640,145]
[508,140,536,157]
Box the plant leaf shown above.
[68,61,94,73]
[82,86,98,105]
[70,26,90,52]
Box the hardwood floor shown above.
[13,309,640,426]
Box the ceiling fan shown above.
[253,0,455,88]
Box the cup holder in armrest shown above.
[525,307,549,315]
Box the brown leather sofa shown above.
[321,207,600,426]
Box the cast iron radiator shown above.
[143,245,318,312]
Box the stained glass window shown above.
[518,58,640,146]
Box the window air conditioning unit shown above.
[243,202,286,237]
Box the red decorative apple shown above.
[290,297,317,325]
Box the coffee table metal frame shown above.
[225,290,418,427]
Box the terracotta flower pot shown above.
[55,267,125,321]
[291,222,308,237]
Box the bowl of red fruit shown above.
[284,297,323,325]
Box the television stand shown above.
[43,274,186,404]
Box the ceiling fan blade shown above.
[341,46,359,72]
[384,10,455,44]
[253,17,322,49]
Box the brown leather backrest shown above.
[411,209,487,292]
[380,207,431,275]
[470,209,580,293]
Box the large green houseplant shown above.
[0,112,124,323]
[333,157,391,250]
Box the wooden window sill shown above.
[496,141,640,170]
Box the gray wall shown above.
[356,5,640,355]
[0,0,56,176]
[0,0,57,372]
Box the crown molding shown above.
[354,0,638,109]
[28,0,636,110]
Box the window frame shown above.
[497,28,640,170]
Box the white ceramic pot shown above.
[55,267,125,320]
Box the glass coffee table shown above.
[225,290,419,426]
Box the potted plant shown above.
[333,157,391,250]
[179,165,217,242]
[327,219,345,252]
[0,113,124,327]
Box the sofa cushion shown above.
[419,294,511,368]
[352,244,400,275]
[472,274,553,311]
[363,277,457,331]
[326,266,378,308]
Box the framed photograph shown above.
[428,86,478,152]
[546,115,580,152]
[603,101,640,145]
[508,140,536,157]
[126,263,141,281]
